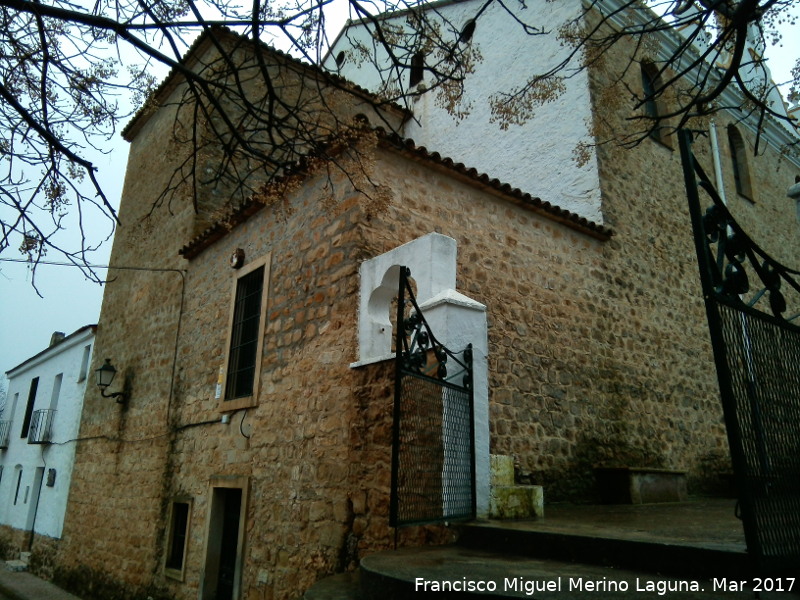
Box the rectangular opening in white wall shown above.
[78,345,92,382]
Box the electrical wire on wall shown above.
[239,409,251,439]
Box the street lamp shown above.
[95,358,126,403]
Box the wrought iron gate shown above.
[679,130,800,575]
[390,267,476,527]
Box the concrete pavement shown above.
[0,565,82,600]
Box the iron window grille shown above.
[28,409,56,444]
[727,125,754,201]
[0,420,10,449]
[225,266,264,400]
[640,62,672,148]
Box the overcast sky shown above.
[1,6,798,380]
[1,143,125,377]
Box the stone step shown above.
[458,522,750,580]
[307,500,798,599]
[490,455,516,487]
[489,454,543,520]
[4,560,28,572]
[357,545,794,600]
[490,485,543,520]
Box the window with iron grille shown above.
[226,266,264,400]
[727,125,754,201]
[221,254,270,411]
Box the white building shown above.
[324,0,797,227]
[0,325,95,545]
[325,0,603,223]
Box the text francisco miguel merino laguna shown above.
[415,576,735,595]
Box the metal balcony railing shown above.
[27,409,56,444]
[0,419,10,449]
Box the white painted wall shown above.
[0,327,94,539]
[417,289,490,518]
[325,0,603,223]
[354,232,458,366]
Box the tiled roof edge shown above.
[178,128,612,259]
[376,130,613,240]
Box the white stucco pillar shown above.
[418,290,490,520]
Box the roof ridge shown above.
[122,26,407,140]
[178,127,611,259]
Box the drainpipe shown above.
[709,120,727,206]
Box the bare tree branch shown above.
[0,0,796,282]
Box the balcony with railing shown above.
[0,419,10,449]
[28,409,56,445]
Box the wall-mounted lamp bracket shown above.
[95,358,127,403]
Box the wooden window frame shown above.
[164,498,192,581]
[220,253,270,412]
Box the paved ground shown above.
[0,567,82,600]
[310,498,800,600]
[478,497,747,551]
[363,544,800,599]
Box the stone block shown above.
[490,454,515,486]
[5,560,28,572]
[595,467,688,504]
[489,485,544,519]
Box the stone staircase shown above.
[305,499,799,600]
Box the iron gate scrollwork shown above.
[390,266,476,527]
[679,130,800,576]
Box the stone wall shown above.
[56,122,798,600]
[54,38,208,599]
[360,116,799,501]
[585,27,800,494]
[361,149,698,500]
[56,131,455,600]
[51,23,800,600]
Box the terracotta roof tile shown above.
[377,130,612,240]
[178,130,611,259]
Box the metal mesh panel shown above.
[394,373,473,526]
[718,302,800,570]
[679,130,800,576]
